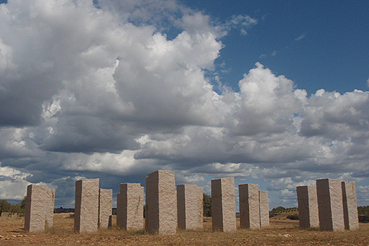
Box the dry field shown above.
[1,212,369,245]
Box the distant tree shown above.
[203,193,211,217]
[0,199,12,216]
[20,196,27,210]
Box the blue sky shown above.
[0,0,369,210]
[186,0,369,95]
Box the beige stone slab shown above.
[259,190,269,227]
[342,181,359,230]
[211,177,236,232]
[296,186,319,228]
[99,188,112,229]
[120,183,144,230]
[45,189,55,228]
[25,184,48,232]
[177,184,203,230]
[74,178,99,233]
[316,178,344,231]
[239,183,260,229]
[146,170,177,235]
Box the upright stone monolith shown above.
[119,183,144,230]
[25,184,54,232]
[342,181,359,230]
[239,183,260,229]
[259,190,269,227]
[145,170,177,235]
[296,186,319,228]
[98,188,112,229]
[316,178,344,231]
[74,179,99,233]
[211,177,236,232]
[177,184,203,230]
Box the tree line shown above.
[0,197,27,216]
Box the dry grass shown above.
[1,212,369,245]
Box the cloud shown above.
[295,32,307,41]
[0,0,368,208]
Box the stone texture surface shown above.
[116,192,122,228]
[98,188,112,229]
[211,177,236,232]
[74,179,99,233]
[239,183,260,229]
[259,190,269,227]
[119,183,144,230]
[316,178,344,231]
[25,185,48,232]
[177,184,203,230]
[342,181,359,230]
[296,186,319,228]
[146,170,177,235]
[45,188,55,228]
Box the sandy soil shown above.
[1,212,369,245]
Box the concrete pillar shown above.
[211,177,236,232]
[177,184,203,230]
[296,186,319,228]
[25,185,48,232]
[119,183,144,230]
[259,190,269,227]
[98,188,112,229]
[239,183,260,229]
[145,170,177,235]
[316,178,344,231]
[342,181,359,230]
[74,179,99,233]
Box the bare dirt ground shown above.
[1,212,369,245]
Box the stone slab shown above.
[120,183,144,230]
[177,184,203,230]
[239,183,260,229]
[211,177,236,232]
[145,170,177,235]
[342,181,359,230]
[25,185,48,232]
[296,186,319,228]
[99,188,112,229]
[74,179,99,233]
[316,178,344,231]
[259,190,269,227]
[45,188,55,228]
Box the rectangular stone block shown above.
[116,192,122,228]
[98,188,112,229]
[239,183,260,229]
[316,178,344,231]
[45,189,55,228]
[259,190,269,227]
[296,186,319,228]
[342,181,359,230]
[74,178,99,233]
[145,170,177,235]
[211,177,236,232]
[177,184,203,230]
[119,183,144,230]
[25,185,48,232]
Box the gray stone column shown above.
[119,183,144,230]
[296,186,319,228]
[342,181,359,230]
[98,188,112,229]
[25,185,48,232]
[145,170,177,235]
[177,184,203,230]
[239,183,260,229]
[74,178,99,233]
[211,177,236,232]
[259,190,269,227]
[316,178,344,231]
